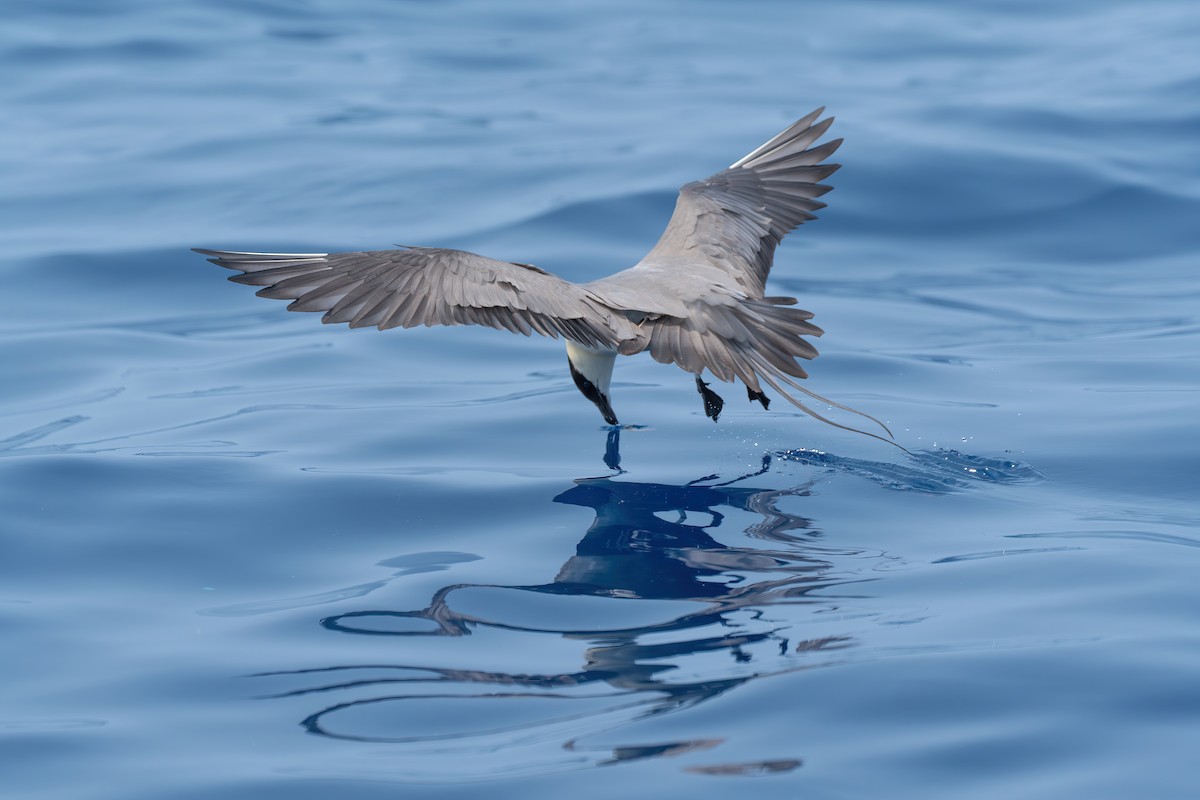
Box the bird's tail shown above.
[625,295,901,448]
[743,350,900,448]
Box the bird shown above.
[196,108,892,443]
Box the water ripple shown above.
[1009,530,1200,550]
[242,465,872,777]
[239,435,1058,781]
[775,448,1046,494]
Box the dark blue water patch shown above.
[963,185,1200,262]
[458,190,679,279]
[2,248,250,327]
[935,105,1200,142]
[265,27,345,43]
[205,0,330,21]
[419,49,554,73]
[5,0,133,17]
[829,163,1200,263]
[9,38,201,65]
[313,105,395,126]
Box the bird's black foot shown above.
[748,387,770,409]
[695,376,724,422]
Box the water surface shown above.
[2,2,1199,798]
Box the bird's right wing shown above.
[630,107,841,299]
[597,110,892,441]
[196,246,627,349]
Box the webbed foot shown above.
[695,376,725,422]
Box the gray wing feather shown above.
[196,247,625,348]
[631,107,841,299]
[623,298,822,390]
[592,110,899,437]
[626,296,891,440]
[607,109,837,392]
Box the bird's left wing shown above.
[629,107,841,299]
[196,247,626,348]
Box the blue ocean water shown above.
[2,1,1198,798]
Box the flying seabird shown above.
[196,108,892,442]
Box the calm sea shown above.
[2,1,1198,798]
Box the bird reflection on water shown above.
[251,435,1037,778]
[253,430,889,778]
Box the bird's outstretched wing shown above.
[600,110,892,441]
[196,247,627,349]
[631,106,840,299]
